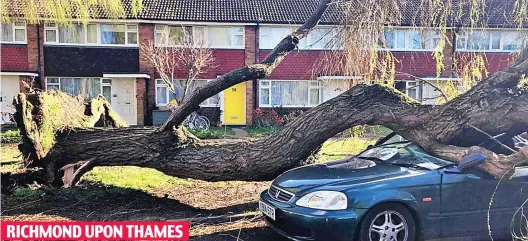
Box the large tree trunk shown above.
[8,0,528,187]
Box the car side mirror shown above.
[458,152,486,172]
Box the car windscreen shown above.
[358,142,454,169]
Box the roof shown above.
[5,0,525,27]
[128,0,343,25]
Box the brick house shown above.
[0,0,524,126]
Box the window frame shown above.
[155,24,245,49]
[154,79,220,107]
[45,77,107,99]
[379,28,440,51]
[44,22,138,47]
[258,79,322,108]
[259,26,338,50]
[1,22,27,44]
[456,29,525,52]
[405,81,421,100]
[155,79,170,107]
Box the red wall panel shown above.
[455,52,515,75]
[1,45,29,71]
[390,52,437,80]
[259,50,325,80]
[259,50,439,80]
[156,49,246,79]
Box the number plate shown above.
[259,200,276,220]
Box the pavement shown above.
[231,127,249,137]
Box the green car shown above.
[259,133,528,241]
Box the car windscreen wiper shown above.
[389,163,431,170]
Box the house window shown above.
[155,79,220,107]
[259,26,337,50]
[456,30,525,52]
[406,81,420,99]
[156,80,170,106]
[155,25,243,48]
[45,77,103,100]
[155,25,194,46]
[45,23,138,46]
[1,22,26,43]
[259,80,321,107]
[380,28,439,50]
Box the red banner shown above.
[0,221,190,240]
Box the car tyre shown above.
[356,203,416,241]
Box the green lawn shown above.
[189,127,236,139]
[247,126,280,137]
[318,138,374,162]
[1,143,23,172]
[83,166,192,192]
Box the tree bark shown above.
[8,0,528,187]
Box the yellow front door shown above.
[223,82,246,125]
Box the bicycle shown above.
[167,100,210,130]
[183,112,210,130]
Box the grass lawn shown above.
[1,143,22,172]
[247,126,280,137]
[189,126,236,139]
[319,138,375,162]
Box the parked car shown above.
[259,132,528,241]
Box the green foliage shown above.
[38,92,88,153]
[12,187,43,198]
[247,126,281,138]
[189,127,235,139]
[1,129,21,143]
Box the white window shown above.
[1,22,26,43]
[155,79,220,107]
[406,81,420,99]
[380,28,439,51]
[456,30,525,52]
[156,79,170,106]
[45,23,138,46]
[155,25,243,48]
[45,77,104,100]
[259,26,337,50]
[259,80,321,107]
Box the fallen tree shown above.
[8,0,528,187]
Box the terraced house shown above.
[0,0,524,126]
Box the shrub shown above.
[12,187,43,198]
[1,129,21,143]
[253,108,284,127]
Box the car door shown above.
[440,167,528,237]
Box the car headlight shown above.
[295,191,347,210]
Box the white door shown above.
[111,79,137,126]
[0,76,20,124]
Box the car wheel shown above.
[356,203,416,241]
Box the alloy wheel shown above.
[369,210,408,241]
